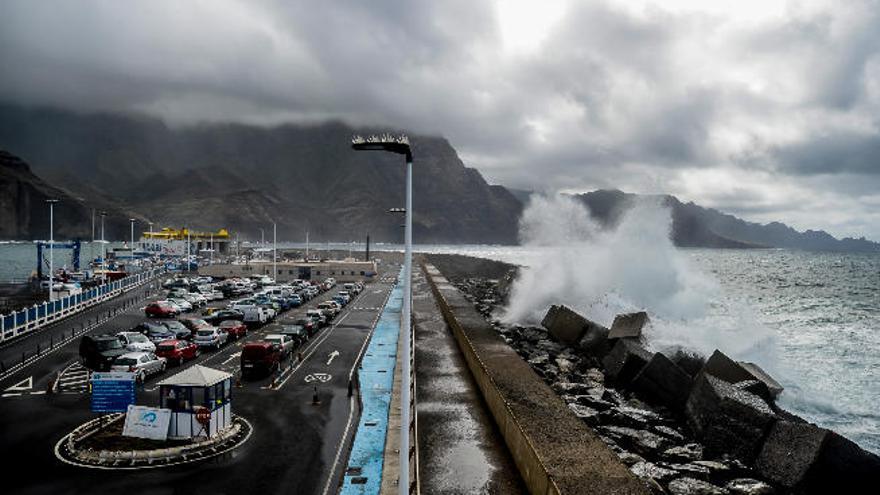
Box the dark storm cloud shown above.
[1,0,879,239]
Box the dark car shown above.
[293,317,317,337]
[155,339,199,366]
[79,334,128,371]
[277,324,308,347]
[219,320,248,340]
[133,321,168,334]
[160,320,192,340]
[241,341,283,378]
[203,309,245,325]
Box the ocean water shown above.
[1,240,877,453]
[0,240,125,282]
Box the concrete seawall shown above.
[422,262,648,495]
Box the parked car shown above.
[277,324,308,347]
[168,297,193,312]
[203,309,245,325]
[332,295,348,307]
[194,327,228,350]
[241,341,283,378]
[287,294,303,307]
[155,339,199,366]
[337,291,351,303]
[317,302,339,318]
[306,309,328,328]
[117,331,156,353]
[263,334,295,357]
[111,351,166,380]
[144,325,177,344]
[293,317,317,336]
[219,319,248,340]
[145,301,179,318]
[160,320,192,340]
[179,316,213,333]
[79,335,128,371]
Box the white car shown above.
[169,298,193,312]
[264,334,295,356]
[194,327,228,350]
[111,352,166,381]
[117,331,156,353]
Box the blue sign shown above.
[91,372,136,413]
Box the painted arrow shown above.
[326,350,340,366]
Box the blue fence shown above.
[340,269,404,494]
[0,268,164,342]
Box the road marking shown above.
[2,392,23,397]
[304,373,332,383]
[326,350,339,366]
[274,313,350,390]
[222,352,242,365]
[4,376,33,392]
[321,395,357,495]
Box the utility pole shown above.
[273,222,277,282]
[306,230,309,261]
[100,211,106,282]
[129,218,135,250]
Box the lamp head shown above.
[352,134,412,159]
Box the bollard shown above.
[312,386,320,405]
[22,352,26,365]
[348,379,353,397]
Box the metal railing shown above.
[0,268,165,342]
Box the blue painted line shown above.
[340,268,404,495]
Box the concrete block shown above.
[602,339,653,386]
[576,319,611,357]
[702,350,783,402]
[630,352,694,412]
[756,420,880,493]
[541,304,586,345]
[739,361,784,399]
[608,311,649,340]
[685,373,776,463]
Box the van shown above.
[79,335,128,371]
[241,342,283,378]
[239,305,268,326]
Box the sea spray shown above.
[502,193,780,367]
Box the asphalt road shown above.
[0,257,401,495]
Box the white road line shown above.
[222,352,242,365]
[321,395,357,495]
[274,313,350,390]
[1,393,22,397]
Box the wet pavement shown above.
[412,264,525,494]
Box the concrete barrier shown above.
[422,262,648,495]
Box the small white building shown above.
[157,365,233,439]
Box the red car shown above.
[155,339,199,366]
[179,316,212,332]
[241,341,283,378]
[219,319,247,340]
[145,301,178,318]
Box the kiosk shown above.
[157,365,233,439]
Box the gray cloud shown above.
[1,0,879,240]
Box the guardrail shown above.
[0,268,165,342]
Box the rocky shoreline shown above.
[428,254,879,495]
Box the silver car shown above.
[111,352,166,381]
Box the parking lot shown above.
[0,256,400,495]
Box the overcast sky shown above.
[1,0,879,240]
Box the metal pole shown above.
[400,154,412,495]
[210,233,214,265]
[273,222,277,281]
[306,230,309,261]
[100,212,106,282]
[47,200,58,302]
[130,219,135,250]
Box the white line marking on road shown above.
[274,313,350,390]
[1,392,23,397]
[321,395,357,495]
[222,352,242,365]
[4,376,33,392]
[30,390,46,395]
[326,350,339,366]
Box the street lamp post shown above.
[46,199,59,301]
[129,218,135,250]
[273,222,277,282]
[100,211,107,282]
[352,133,413,495]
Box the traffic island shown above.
[55,413,252,469]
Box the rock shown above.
[572,394,616,411]
[668,347,707,378]
[631,352,695,412]
[630,461,679,483]
[527,353,550,366]
[690,460,732,474]
[724,479,775,495]
[667,477,729,495]
[652,425,686,442]
[685,373,776,463]
[536,339,566,355]
[555,357,576,374]
[599,426,672,455]
[602,339,653,385]
[618,451,647,466]
[701,350,782,402]
[567,403,600,424]
[609,311,649,340]
[583,367,606,384]
[663,462,711,479]
[663,444,704,462]
[541,304,588,345]
[755,420,880,493]
[732,380,771,401]
[551,382,596,395]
